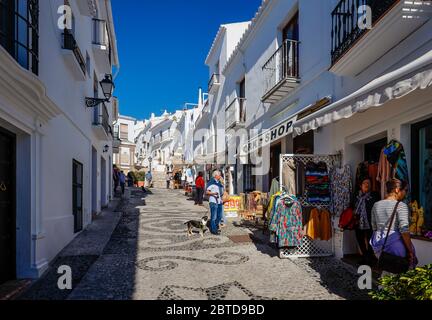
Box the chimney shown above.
[198,87,203,108]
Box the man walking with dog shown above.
[206,170,224,235]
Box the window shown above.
[282,12,299,42]
[412,118,432,232]
[243,164,256,193]
[73,160,83,233]
[120,124,128,140]
[121,147,130,165]
[0,0,39,74]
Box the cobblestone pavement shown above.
[19,188,370,300]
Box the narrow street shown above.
[18,188,369,300]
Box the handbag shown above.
[338,208,358,230]
[377,201,410,274]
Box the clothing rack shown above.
[278,154,342,259]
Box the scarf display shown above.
[384,140,411,202]
[355,192,372,230]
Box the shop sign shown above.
[243,116,297,154]
[224,196,241,213]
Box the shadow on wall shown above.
[17,188,147,300]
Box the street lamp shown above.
[85,74,115,108]
[103,145,109,153]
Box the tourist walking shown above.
[195,171,205,205]
[166,171,172,189]
[127,171,134,187]
[370,179,418,274]
[113,165,120,193]
[145,171,153,188]
[218,175,228,228]
[119,171,126,195]
[206,171,224,235]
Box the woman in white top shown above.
[370,179,417,269]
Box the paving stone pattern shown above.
[18,188,371,300]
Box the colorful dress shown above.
[330,165,352,216]
[384,140,411,202]
[269,195,303,247]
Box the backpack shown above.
[338,208,358,230]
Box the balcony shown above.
[62,31,86,80]
[92,19,112,73]
[208,73,221,94]
[330,0,430,76]
[262,39,300,105]
[92,103,111,140]
[225,98,246,130]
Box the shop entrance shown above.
[293,130,314,154]
[269,143,282,190]
[412,117,432,231]
[0,127,16,285]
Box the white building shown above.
[204,0,432,265]
[113,114,137,173]
[0,0,119,284]
[193,22,250,185]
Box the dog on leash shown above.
[185,216,209,237]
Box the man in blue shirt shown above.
[206,170,224,235]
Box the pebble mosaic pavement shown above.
[18,188,371,300]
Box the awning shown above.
[293,50,432,136]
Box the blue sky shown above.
[111,0,262,120]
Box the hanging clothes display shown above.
[329,165,352,217]
[269,177,280,198]
[384,140,411,201]
[281,160,306,197]
[295,161,306,196]
[269,194,304,248]
[355,161,369,194]
[368,162,379,193]
[305,207,333,241]
[377,148,393,199]
[305,162,330,203]
[282,160,297,195]
[266,192,282,220]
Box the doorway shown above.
[101,156,106,208]
[91,147,97,216]
[0,127,16,285]
[269,143,282,189]
[73,159,84,233]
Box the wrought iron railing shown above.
[93,103,111,136]
[262,39,299,97]
[331,0,400,64]
[62,30,86,76]
[208,73,220,92]
[225,98,246,129]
